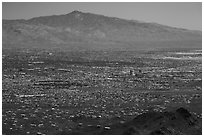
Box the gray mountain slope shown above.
[2,10,201,50]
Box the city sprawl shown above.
[2,49,202,134]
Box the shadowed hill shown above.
[65,107,201,135]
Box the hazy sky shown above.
[2,2,202,30]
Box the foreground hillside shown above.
[2,11,202,50]
[67,108,202,135]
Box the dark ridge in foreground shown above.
[61,107,201,135]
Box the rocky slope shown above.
[66,107,202,135]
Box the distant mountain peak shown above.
[68,10,85,20]
[2,11,202,50]
[69,10,83,14]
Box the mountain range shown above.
[2,10,202,51]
